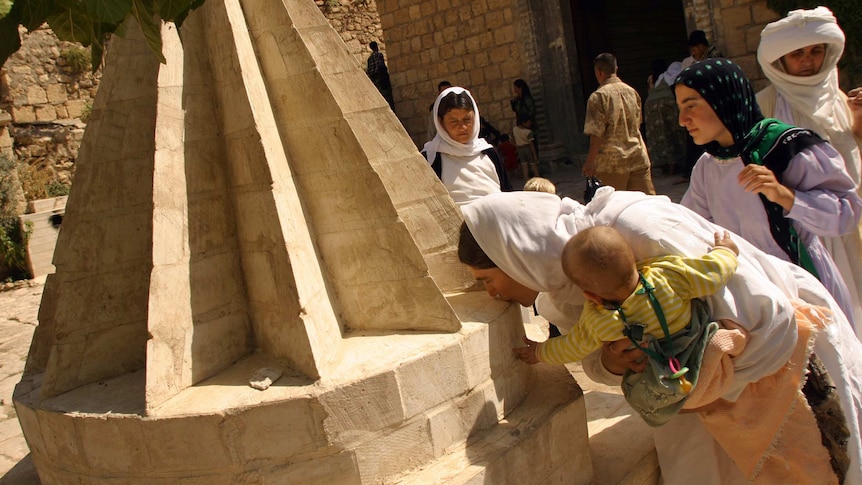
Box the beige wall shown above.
[691,0,782,91]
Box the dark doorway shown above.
[569,0,689,103]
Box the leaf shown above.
[0,11,21,65]
[130,0,165,63]
[20,0,56,30]
[174,0,205,28]
[47,7,94,45]
[84,0,133,24]
[158,0,193,22]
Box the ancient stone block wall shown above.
[699,0,781,91]
[315,0,387,65]
[0,26,100,198]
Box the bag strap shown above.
[617,272,673,363]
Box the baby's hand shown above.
[513,336,541,365]
[713,231,739,256]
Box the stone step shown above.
[568,364,661,485]
[525,318,661,485]
[396,364,593,485]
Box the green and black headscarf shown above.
[673,58,763,158]
[674,58,825,277]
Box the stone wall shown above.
[315,0,386,65]
[698,0,782,91]
[0,26,100,200]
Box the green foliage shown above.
[0,155,30,280]
[80,101,92,123]
[765,0,862,85]
[46,178,70,197]
[60,46,91,74]
[0,0,208,71]
[0,154,18,220]
[0,0,11,18]
[0,218,31,280]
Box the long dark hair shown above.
[513,79,532,98]
[437,91,475,120]
[458,222,496,269]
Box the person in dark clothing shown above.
[366,41,394,109]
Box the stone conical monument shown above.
[13,1,592,483]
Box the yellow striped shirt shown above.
[538,247,738,365]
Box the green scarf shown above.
[740,118,825,279]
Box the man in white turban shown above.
[757,6,862,329]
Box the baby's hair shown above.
[523,177,556,194]
[562,226,636,297]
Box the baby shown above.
[515,226,738,366]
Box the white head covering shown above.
[656,61,683,88]
[757,9,858,170]
[461,187,617,328]
[422,87,493,164]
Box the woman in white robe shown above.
[423,87,509,206]
[460,188,862,483]
[756,7,862,327]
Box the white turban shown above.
[757,6,861,194]
[757,7,846,126]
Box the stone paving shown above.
[0,277,45,485]
[0,165,688,485]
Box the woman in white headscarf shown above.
[757,6,862,326]
[423,87,510,206]
[460,188,862,484]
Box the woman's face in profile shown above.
[780,43,827,77]
[675,84,734,147]
[442,108,475,144]
[468,266,539,307]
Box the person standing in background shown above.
[582,53,655,194]
[681,30,722,69]
[366,41,394,109]
[756,6,862,327]
[513,115,540,180]
[510,79,538,159]
[644,60,686,175]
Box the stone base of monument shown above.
[13,292,592,484]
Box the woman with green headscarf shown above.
[675,58,862,339]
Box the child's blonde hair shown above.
[562,226,636,298]
[523,177,556,194]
